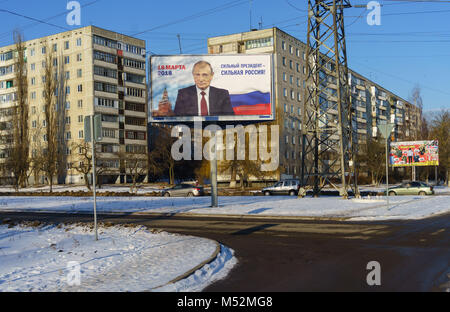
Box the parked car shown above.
[385,181,434,196]
[262,179,301,196]
[162,184,204,197]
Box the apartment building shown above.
[208,27,422,183]
[0,26,147,185]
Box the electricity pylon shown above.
[301,0,357,198]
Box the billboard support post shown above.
[435,166,438,186]
[378,123,395,210]
[210,125,218,208]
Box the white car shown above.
[262,179,301,196]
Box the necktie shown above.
[200,91,208,116]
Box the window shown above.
[289,45,293,54]
[0,51,13,61]
[76,38,82,46]
[125,102,145,112]
[65,101,70,109]
[66,132,71,140]
[101,114,118,123]
[282,57,286,66]
[78,115,83,123]
[95,97,118,108]
[0,65,14,77]
[77,100,83,108]
[32,120,37,128]
[53,43,57,52]
[30,77,36,85]
[30,49,35,57]
[30,63,35,71]
[126,87,144,98]
[283,88,287,97]
[102,128,115,138]
[93,35,118,49]
[245,37,273,50]
[65,86,70,94]
[78,130,84,139]
[124,43,143,55]
[124,73,145,84]
[77,53,82,62]
[125,116,145,126]
[53,58,58,66]
[123,58,145,70]
[77,69,82,78]
[65,116,71,124]
[31,106,36,114]
[125,131,146,140]
[64,41,69,50]
[94,66,117,79]
[282,41,286,50]
[64,56,70,64]
[95,82,117,93]
[42,46,46,54]
[65,71,70,80]
[94,50,116,64]
[77,84,82,92]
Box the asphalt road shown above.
[0,211,448,292]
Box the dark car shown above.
[162,184,204,197]
[385,181,434,196]
[262,179,301,196]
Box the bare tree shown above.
[148,126,176,185]
[41,45,58,192]
[7,30,29,190]
[118,150,148,193]
[429,109,450,186]
[357,134,386,186]
[70,141,92,191]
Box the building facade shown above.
[0,26,147,185]
[208,27,422,183]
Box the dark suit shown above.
[174,85,234,116]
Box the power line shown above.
[130,0,248,37]
[350,59,450,96]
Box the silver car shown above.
[162,184,204,197]
[262,179,301,196]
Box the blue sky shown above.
[0,0,449,112]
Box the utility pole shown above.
[301,0,356,198]
[177,34,182,54]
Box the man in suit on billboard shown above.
[174,61,234,116]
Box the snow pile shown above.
[0,223,236,292]
[0,192,449,221]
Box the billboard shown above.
[149,54,274,122]
[390,140,439,167]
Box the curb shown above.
[150,239,222,291]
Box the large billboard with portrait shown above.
[390,140,439,167]
[149,54,274,122]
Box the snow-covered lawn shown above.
[0,192,449,221]
[0,223,237,292]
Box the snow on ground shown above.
[0,191,449,221]
[0,223,236,292]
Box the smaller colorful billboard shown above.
[390,140,439,167]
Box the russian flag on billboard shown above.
[230,91,271,115]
